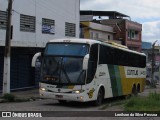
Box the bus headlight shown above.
[40,87,46,91]
[75,90,80,94]
[72,90,84,94]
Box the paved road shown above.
[0,84,160,120]
[0,98,101,111]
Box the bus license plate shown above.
[56,95,63,98]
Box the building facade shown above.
[101,19,142,52]
[80,10,142,52]
[0,0,80,91]
[80,21,115,42]
[0,0,79,47]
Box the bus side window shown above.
[99,45,114,65]
[87,44,98,83]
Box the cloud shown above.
[80,0,160,43]
[80,0,160,19]
[142,21,160,43]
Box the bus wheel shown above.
[137,84,140,93]
[132,85,138,96]
[94,88,104,106]
[58,100,67,104]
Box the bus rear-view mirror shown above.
[31,52,42,67]
[83,54,89,70]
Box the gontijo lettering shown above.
[127,70,138,75]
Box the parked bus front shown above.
[39,40,91,103]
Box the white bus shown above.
[32,38,146,105]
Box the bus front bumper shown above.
[39,89,87,102]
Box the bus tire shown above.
[137,84,140,93]
[58,100,67,104]
[132,85,138,96]
[94,88,104,106]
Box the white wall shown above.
[90,29,113,41]
[0,0,80,47]
[89,22,114,41]
[90,22,113,33]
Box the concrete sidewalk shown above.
[11,88,40,99]
[0,88,39,100]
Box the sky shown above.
[80,0,160,45]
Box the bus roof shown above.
[48,38,101,45]
[100,41,146,56]
[48,38,146,56]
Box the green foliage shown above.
[148,92,160,101]
[100,99,126,110]
[125,92,160,111]
[2,93,16,102]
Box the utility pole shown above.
[151,40,157,88]
[3,0,13,94]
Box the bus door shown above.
[86,44,99,98]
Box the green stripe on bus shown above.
[114,65,122,96]
[108,65,118,96]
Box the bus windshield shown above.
[41,43,89,85]
[42,57,86,85]
[45,43,89,56]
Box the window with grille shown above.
[65,22,76,37]
[128,30,138,40]
[0,10,7,29]
[42,18,55,34]
[20,14,36,32]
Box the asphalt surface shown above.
[0,84,160,120]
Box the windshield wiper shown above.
[62,66,71,83]
[77,70,86,84]
[59,58,71,83]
